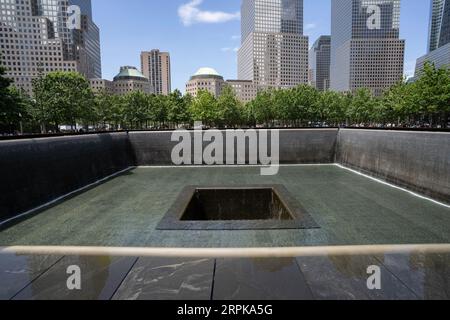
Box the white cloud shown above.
[178,0,240,26]
[231,35,241,40]
[221,47,239,53]
[305,23,317,30]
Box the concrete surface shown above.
[0,133,134,221]
[0,166,448,248]
[1,250,448,300]
[1,129,449,225]
[128,129,338,165]
[336,129,450,203]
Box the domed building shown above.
[186,67,226,98]
[113,66,153,95]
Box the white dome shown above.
[194,67,221,77]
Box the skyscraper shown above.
[330,0,405,96]
[0,0,101,94]
[141,49,171,95]
[415,0,450,77]
[309,35,331,91]
[238,0,309,88]
[428,0,450,52]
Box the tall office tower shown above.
[0,0,101,94]
[428,0,450,52]
[238,0,309,88]
[141,50,171,95]
[330,0,405,96]
[415,0,450,77]
[309,35,331,91]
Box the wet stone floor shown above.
[0,165,449,248]
[0,250,449,300]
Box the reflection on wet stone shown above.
[112,258,214,300]
[374,252,450,300]
[12,256,137,300]
[296,254,418,300]
[0,254,62,300]
[213,258,313,300]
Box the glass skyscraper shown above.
[0,0,101,94]
[309,35,331,91]
[330,0,405,96]
[238,0,309,88]
[415,0,450,77]
[428,0,450,52]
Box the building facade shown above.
[428,0,450,52]
[309,35,331,91]
[89,78,115,95]
[238,0,309,89]
[186,67,225,98]
[330,0,405,96]
[141,49,171,95]
[0,0,101,95]
[226,80,258,103]
[186,68,258,102]
[415,0,450,77]
[90,66,152,95]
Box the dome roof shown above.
[194,67,221,77]
[114,66,148,81]
[190,67,223,81]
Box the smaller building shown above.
[309,36,331,91]
[226,80,258,103]
[414,43,450,78]
[90,66,153,95]
[113,66,153,95]
[141,50,172,95]
[186,67,225,98]
[89,79,115,94]
[186,67,259,102]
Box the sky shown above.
[92,0,431,93]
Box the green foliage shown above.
[2,64,449,134]
[246,90,275,126]
[217,85,242,127]
[31,71,94,131]
[412,62,450,127]
[167,89,191,126]
[189,90,219,126]
[0,55,32,133]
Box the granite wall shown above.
[128,129,338,165]
[0,133,134,221]
[336,129,450,204]
[1,129,449,223]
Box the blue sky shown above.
[92,0,430,92]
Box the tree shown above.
[412,62,450,127]
[0,56,32,133]
[315,91,346,126]
[189,90,219,127]
[32,71,94,132]
[121,90,150,129]
[346,88,377,126]
[93,89,119,130]
[217,85,242,128]
[380,80,416,126]
[290,85,319,125]
[247,90,275,127]
[167,89,191,127]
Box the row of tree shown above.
[1,62,449,134]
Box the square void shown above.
[157,185,320,231]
